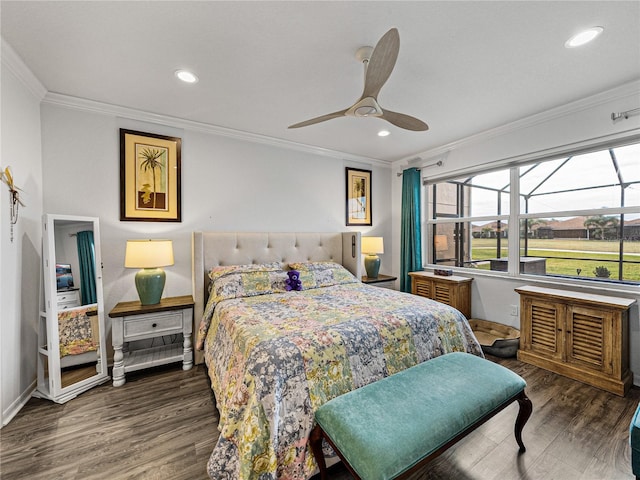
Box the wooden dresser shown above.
[408,271,472,318]
[515,285,636,396]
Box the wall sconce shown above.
[124,239,174,305]
[361,236,384,279]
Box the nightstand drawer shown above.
[123,312,184,339]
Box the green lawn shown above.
[472,238,640,253]
[468,238,640,281]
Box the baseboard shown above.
[1,380,36,428]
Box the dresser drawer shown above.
[57,290,80,309]
[123,312,184,340]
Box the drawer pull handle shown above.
[152,323,157,328]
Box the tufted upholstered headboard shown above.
[191,231,362,364]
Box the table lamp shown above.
[124,239,174,305]
[361,236,384,279]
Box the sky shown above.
[467,143,640,221]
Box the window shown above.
[427,169,510,270]
[426,141,640,285]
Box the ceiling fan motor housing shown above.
[349,97,383,117]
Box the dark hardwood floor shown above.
[1,356,638,480]
[0,365,218,480]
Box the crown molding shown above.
[42,92,390,168]
[396,79,640,166]
[1,38,47,100]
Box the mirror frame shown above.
[34,214,110,403]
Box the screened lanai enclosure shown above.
[426,141,640,284]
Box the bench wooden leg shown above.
[310,424,329,480]
[515,390,533,452]
[310,424,363,480]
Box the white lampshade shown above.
[124,239,174,268]
[361,236,384,255]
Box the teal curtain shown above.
[400,168,422,292]
[77,230,97,305]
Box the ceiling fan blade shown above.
[380,109,429,131]
[362,28,400,99]
[288,109,348,129]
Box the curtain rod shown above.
[611,107,640,121]
[396,160,443,177]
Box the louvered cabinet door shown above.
[414,279,432,298]
[522,298,564,362]
[433,284,453,306]
[566,305,613,376]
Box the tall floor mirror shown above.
[34,214,110,403]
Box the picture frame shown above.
[120,129,182,222]
[345,167,372,226]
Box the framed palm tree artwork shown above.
[345,167,372,226]
[120,129,182,222]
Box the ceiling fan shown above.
[288,28,429,132]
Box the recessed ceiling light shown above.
[565,27,604,48]
[377,130,390,137]
[175,70,199,83]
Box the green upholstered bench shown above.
[310,352,532,480]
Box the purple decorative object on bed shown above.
[285,269,302,291]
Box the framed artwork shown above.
[345,167,372,226]
[120,129,182,222]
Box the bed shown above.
[192,231,482,480]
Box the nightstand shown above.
[362,274,397,288]
[108,295,194,387]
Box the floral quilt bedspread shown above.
[197,263,482,480]
[58,305,99,357]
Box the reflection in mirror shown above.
[58,305,100,386]
[55,224,99,385]
[35,214,109,403]
[77,230,97,304]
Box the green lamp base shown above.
[135,268,166,305]
[364,254,381,279]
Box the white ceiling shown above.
[2,1,639,164]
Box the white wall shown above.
[39,103,393,362]
[391,80,640,383]
[1,41,45,425]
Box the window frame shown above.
[423,136,640,291]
